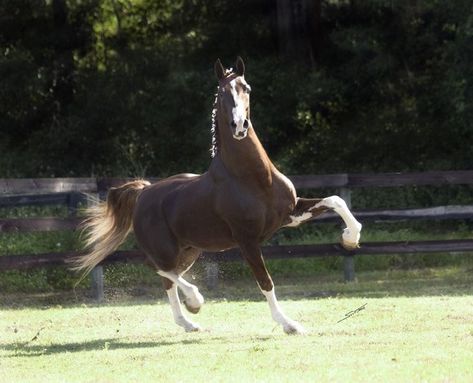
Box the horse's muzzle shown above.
[231,119,249,140]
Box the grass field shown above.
[2,267,473,383]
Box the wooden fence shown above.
[1,171,473,300]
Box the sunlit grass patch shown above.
[2,282,473,383]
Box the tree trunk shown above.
[51,0,75,115]
[276,0,321,65]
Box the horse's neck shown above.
[217,121,273,188]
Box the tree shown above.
[276,0,321,65]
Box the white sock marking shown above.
[158,270,204,310]
[261,288,305,334]
[315,196,362,245]
[166,285,200,332]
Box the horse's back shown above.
[134,173,200,217]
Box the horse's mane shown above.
[210,90,218,158]
[210,69,235,158]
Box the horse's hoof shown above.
[341,239,360,251]
[341,227,360,250]
[184,323,201,332]
[283,321,306,335]
[184,300,201,314]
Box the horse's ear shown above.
[214,59,225,80]
[235,56,245,77]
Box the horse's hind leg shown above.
[158,270,204,314]
[157,247,204,317]
[161,277,201,332]
[139,227,203,329]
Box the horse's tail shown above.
[71,180,151,277]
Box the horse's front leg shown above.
[240,243,305,335]
[286,197,362,250]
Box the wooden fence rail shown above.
[2,205,473,234]
[2,239,473,271]
[1,170,473,300]
[2,170,473,196]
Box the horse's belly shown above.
[165,184,237,251]
[176,215,237,252]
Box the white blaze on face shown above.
[229,78,248,140]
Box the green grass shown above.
[1,267,473,383]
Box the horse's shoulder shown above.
[271,169,296,199]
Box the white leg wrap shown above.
[166,285,201,332]
[315,196,362,249]
[158,270,204,311]
[261,288,305,335]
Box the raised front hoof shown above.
[341,239,360,251]
[183,300,201,314]
[341,227,361,251]
[283,321,306,335]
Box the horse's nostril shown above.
[243,119,249,128]
[231,121,237,128]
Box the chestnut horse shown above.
[73,57,362,334]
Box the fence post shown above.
[91,266,104,302]
[88,188,105,302]
[67,192,82,216]
[339,187,356,282]
[205,257,219,290]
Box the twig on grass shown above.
[337,303,367,323]
[24,320,53,345]
[27,326,46,343]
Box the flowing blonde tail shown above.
[71,180,150,276]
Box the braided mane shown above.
[210,90,218,158]
[210,69,234,158]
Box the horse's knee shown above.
[318,195,346,210]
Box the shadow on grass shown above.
[3,335,274,358]
[1,267,472,309]
[3,338,197,357]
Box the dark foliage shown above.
[1,0,472,177]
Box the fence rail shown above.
[2,239,473,271]
[2,205,473,234]
[0,217,82,232]
[1,170,473,299]
[2,170,473,197]
[0,178,97,195]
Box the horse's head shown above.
[214,57,252,140]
